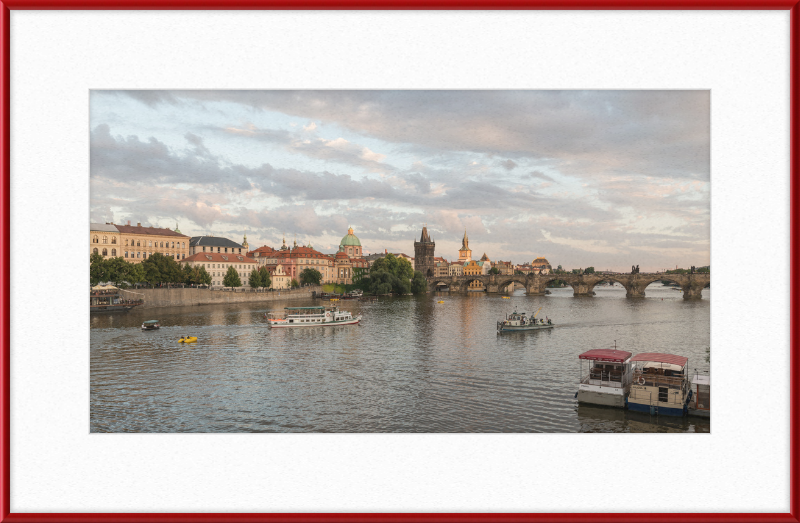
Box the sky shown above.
[89,90,710,272]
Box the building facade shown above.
[115,222,190,263]
[180,251,258,288]
[413,226,436,277]
[90,223,122,259]
[531,257,553,274]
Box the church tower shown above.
[458,229,472,262]
[242,234,249,252]
[414,225,436,277]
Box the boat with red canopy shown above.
[576,348,633,407]
[627,352,692,416]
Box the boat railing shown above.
[581,369,631,388]
[628,386,687,406]
[632,371,686,390]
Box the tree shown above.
[257,266,271,289]
[410,271,428,294]
[557,264,563,272]
[140,252,183,286]
[584,267,595,274]
[90,253,108,286]
[370,254,413,280]
[299,268,322,286]
[514,270,524,275]
[489,267,500,275]
[223,266,242,287]
[197,266,212,287]
[290,278,299,289]
[248,267,263,289]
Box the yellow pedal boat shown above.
[178,337,197,343]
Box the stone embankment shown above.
[133,286,322,310]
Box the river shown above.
[90,282,710,433]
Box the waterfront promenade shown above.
[132,286,322,310]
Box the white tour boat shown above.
[627,352,693,416]
[266,306,361,328]
[497,307,553,333]
[576,349,633,408]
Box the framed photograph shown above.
[1,3,797,522]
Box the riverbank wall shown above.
[133,286,321,310]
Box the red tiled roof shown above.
[630,353,689,367]
[578,349,632,363]
[335,251,350,259]
[181,252,257,264]
[115,224,189,237]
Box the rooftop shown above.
[91,223,120,233]
[190,236,244,249]
[630,353,689,367]
[115,224,189,237]
[578,349,632,363]
[181,252,257,264]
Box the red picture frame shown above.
[1,2,798,522]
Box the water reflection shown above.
[91,283,710,433]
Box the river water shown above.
[90,283,710,433]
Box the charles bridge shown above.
[426,272,710,299]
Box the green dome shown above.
[340,227,361,247]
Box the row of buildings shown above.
[90,222,553,290]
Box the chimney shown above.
[127,220,131,226]
[137,222,142,227]
[385,248,388,254]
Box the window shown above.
[143,253,147,259]
[182,254,185,259]
[125,239,128,246]
[181,242,185,248]
[102,248,108,256]
[202,246,206,252]
[137,252,141,258]
[93,248,98,255]
[124,251,128,258]
[161,242,164,248]
[224,248,228,253]
[658,387,669,403]
[111,237,117,244]
[93,235,98,243]
[103,236,108,244]
[111,249,116,257]
[149,241,152,247]
[137,241,141,247]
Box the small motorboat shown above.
[142,320,160,330]
[178,337,197,343]
[437,300,445,303]
[502,296,511,299]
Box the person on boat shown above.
[179,336,185,341]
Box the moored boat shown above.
[497,308,553,333]
[627,353,693,416]
[141,320,160,330]
[576,349,633,408]
[90,285,143,313]
[267,306,361,328]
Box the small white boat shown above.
[497,307,553,333]
[576,348,633,408]
[267,306,361,328]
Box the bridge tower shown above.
[414,225,436,277]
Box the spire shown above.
[420,225,431,243]
[174,222,181,234]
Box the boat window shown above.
[658,387,669,403]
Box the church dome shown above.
[532,257,551,266]
[339,227,361,247]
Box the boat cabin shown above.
[690,373,710,416]
[267,306,354,325]
[627,352,691,416]
[576,349,633,407]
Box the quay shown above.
[130,286,321,310]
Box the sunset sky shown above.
[90,90,710,272]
